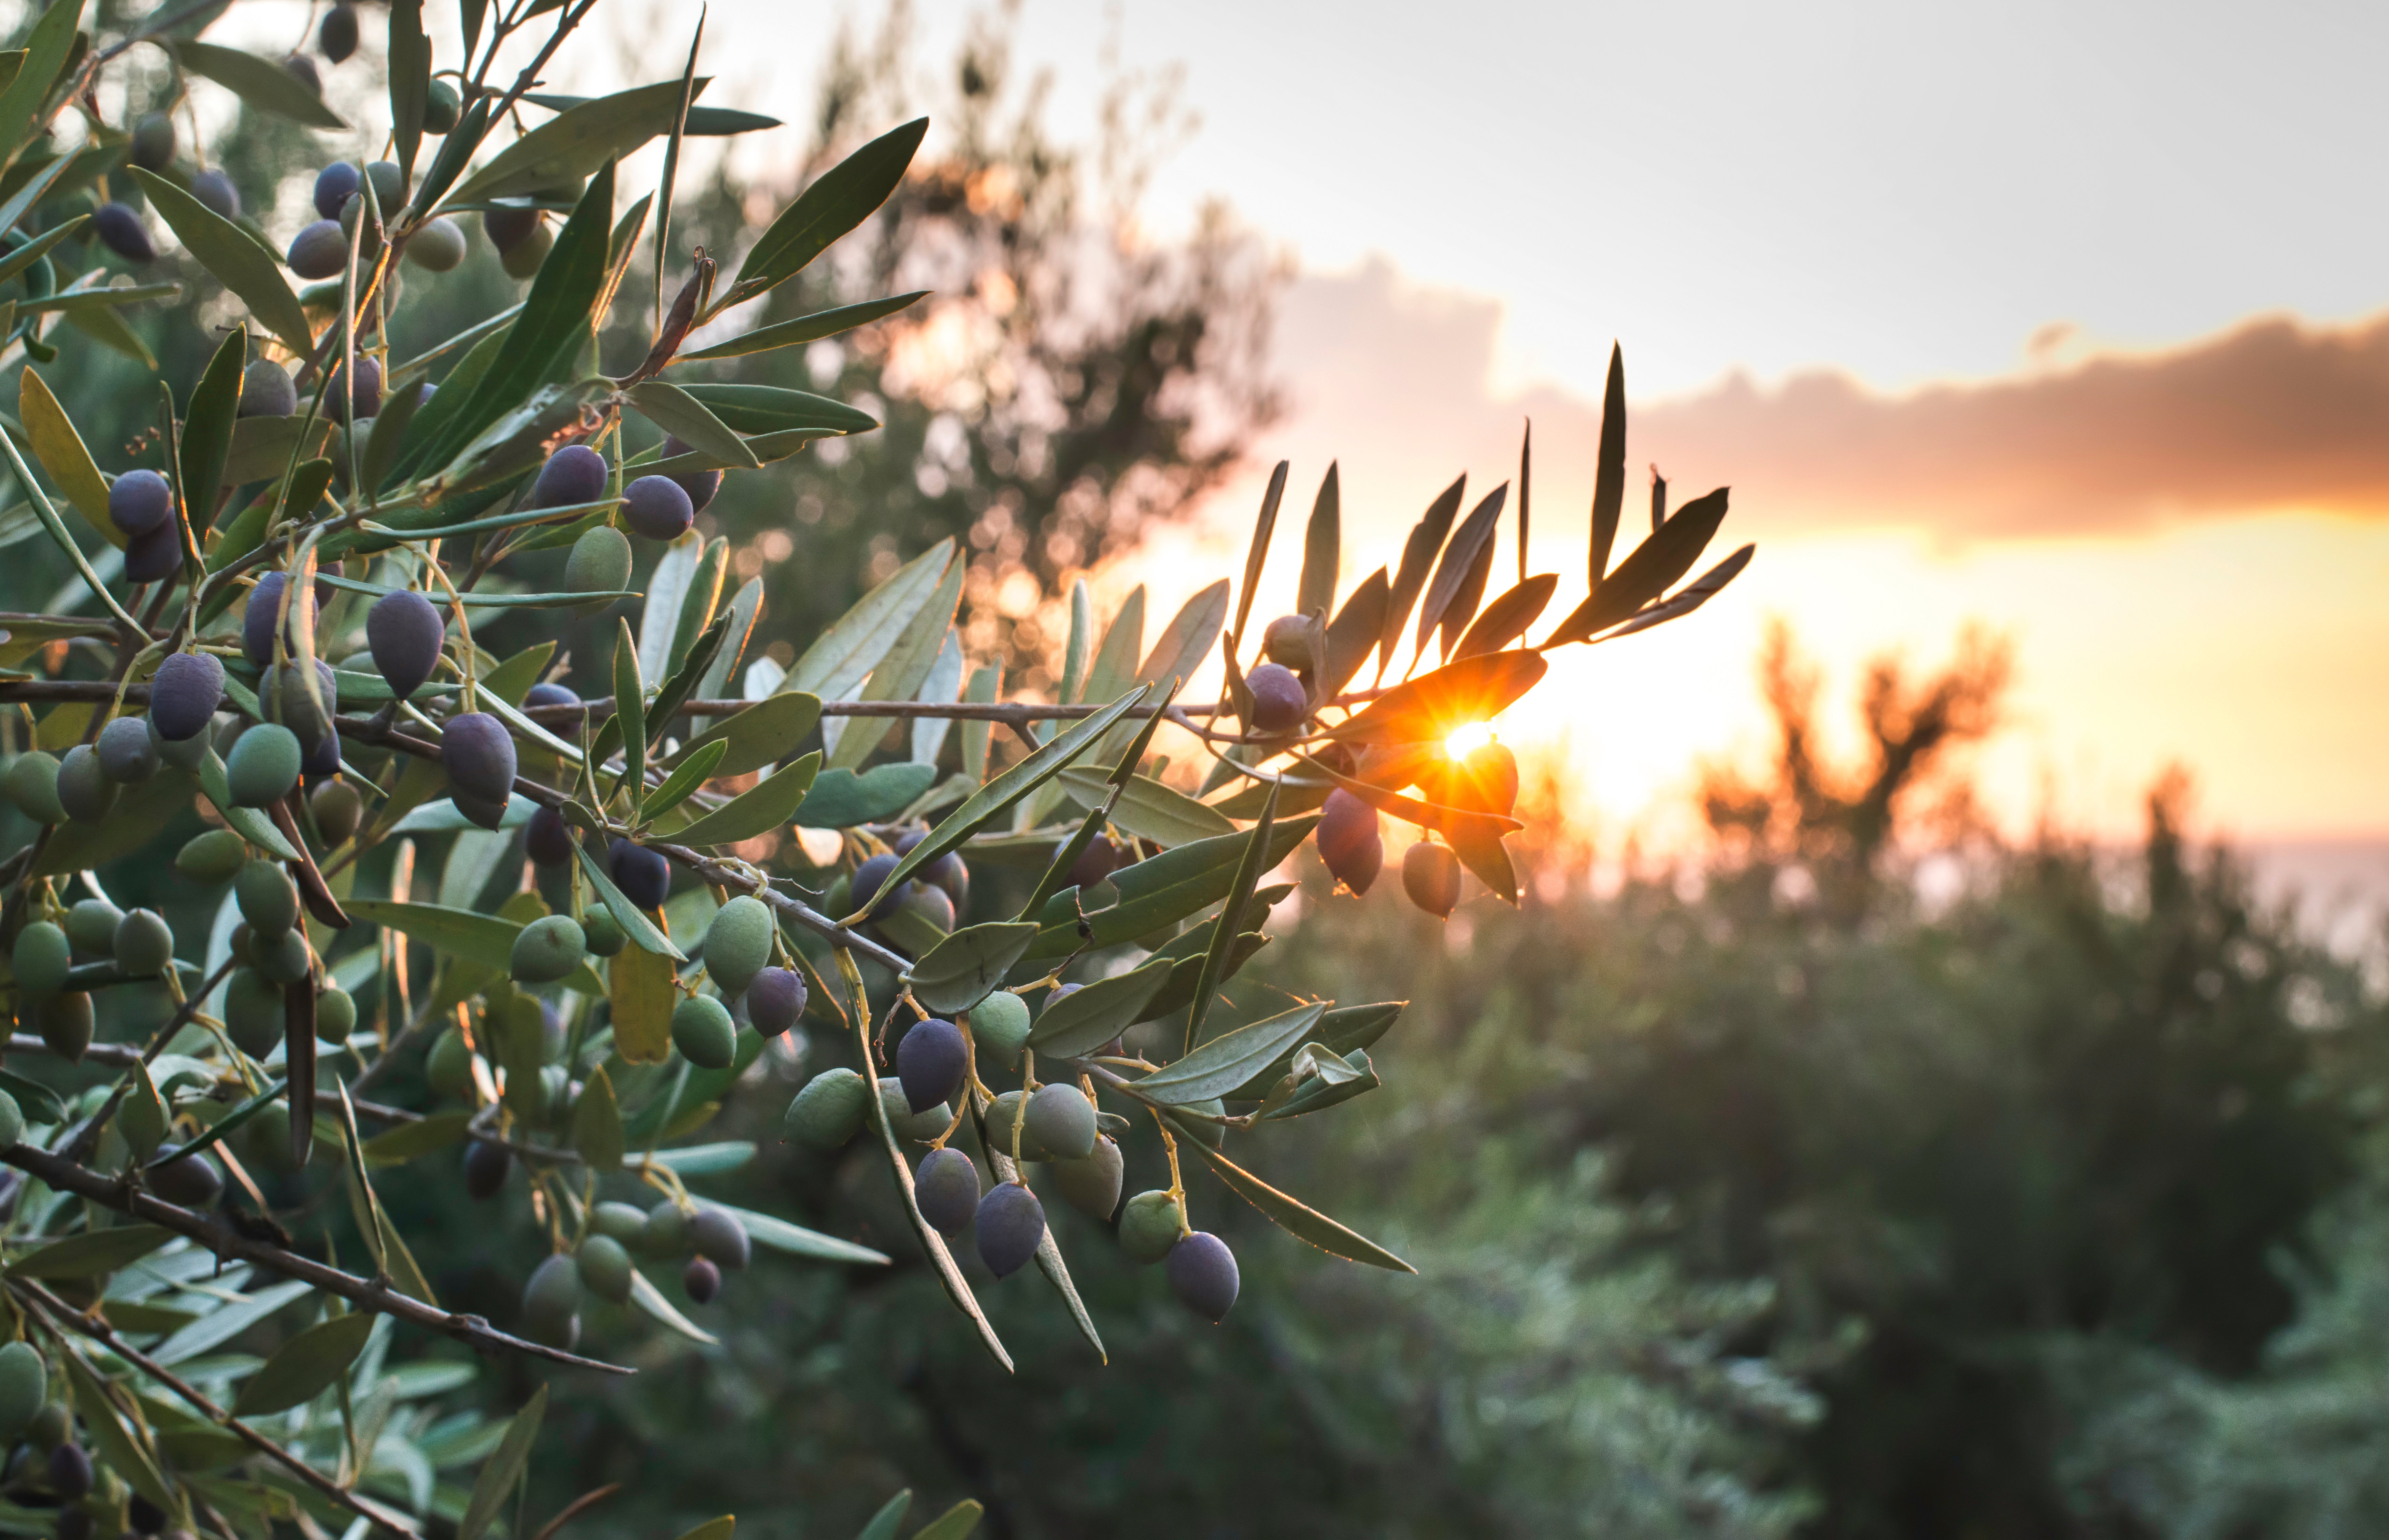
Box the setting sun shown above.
[1444,721,1496,761]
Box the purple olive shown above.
[1246,663,1307,733]
[621,475,693,541]
[682,1256,721,1304]
[530,444,607,510]
[191,168,241,219]
[525,805,574,866]
[915,1147,981,1236]
[123,522,183,583]
[366,588,444,701]
[440,711,516,805]
[313,162,360,220]
[974,1182,1045,1279]
[1065,832,1122,890]
[241,572,315,667]
[1317,788,1384,895]
[850,852,901,918]
[896,1017,966,1113]
[609,838,670,909]
[108,469,172,538]
[93,202,156,262]
[286,219,347,279]
[1166,1230,1240,1321]
[660,435,722,512]
[743,966,806,1036]
[239,359,295,418]
[147,651,224,741]
[523,681,580,710]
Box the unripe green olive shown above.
[877,1077,948,1143]
[701,895,773,997]
[1,753,63,823]
[782,1067,867,1150]
[175,829,249,884]
[223,968,283,1057]
[1024,1082,1097,1161]
[111,910,174,977]
[575,1234,634,1304]
[564,526,632,606]
[313,985,356,1044]
[225,724,302,807]
[589,1201,647,1242]
[1118,1189,1183,1264]
[968,991,1031,1069]
[509,914,585,984]
[0,1341,44,1434]
[426,1026,475,1098]
[235,860,299,939]
[1052,1135,1125,1222]
[670,994,736,1069]
[581,909,627,958]
[12,922,70,1000]
[63,898,123,957]
[982,1089,1049,1162]
[638,1200,689,1260]
[252,928,312,986]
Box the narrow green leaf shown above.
[672,382,875,436]
[231,1312,372,1416]
[456,1384,546,1540]
[388,0,429,185]
[640,737,726,824]
[667,751,820,846]
[1183,780,1277,1052]
[1027,957,1176,1058]
[910,1502,985,1540]
[1379,474,1465,677]
[361,1109,473,1165]
[672,691,820,778]
[793,762,937,829]
[827,556,962,773]
[345,901,522,972]
[856,1493,912,1540]
[613,617,647,808]
[1137,1002,1326,1104]
[570,835,686,960]
[1321,566,1389,699]
[628,1266,717,1344]
[1054,768,1232,847]
[958,664,999,783]
[197,750,299,859]
[1416,483,1506,660]
[1542,487,1733,646]
[1297,461,1340,619]
[9,1226,174,1279]
[132,168,315,357]
[724,117,926,308]
[572,1064,623,1171]
[178,42,349,129]
[0,0,83,163]
[447,81,684,203]
[679,292,928,362]
[1588,341,1626,587]
[19,365,114,540]
[177,328,245,532]
[1183,1139,1414,1273]
[625,379,761,468]
[59,1349,177,1514]
[1021,816,1319,959]
[1229,460,1287,651]
[705,1201,889,1266]
[903,921,1039,1014]
[1323,650,1548,745]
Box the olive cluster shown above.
[517,1197,752,1347]
[0,1341,176,1540]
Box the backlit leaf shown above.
[724,117,927,309]
[625,380,760,469]
[1379,473,1465,676]
[572,1065,623,1171]
[1451,573,1557,661]
[1417,483,1506,660]
[1027,956,1176,1058]
[448,81,684,203]
[903,921,1039,1014]
[457,1385,546,1540]
[668,751,820,847]
[1136,1002,1327,1105]
[1183,1139,1414,1272]
[1323,650,1547,745]
[1297,461,1340,620]
[1543,486,1732,646]
[178,41,348,130]
[679,292,927,362]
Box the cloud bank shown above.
[1268,260,2389,542]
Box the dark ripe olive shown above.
[108,469,173,539]
[462,1139,510,1200]
[367,588,445,701]
[111,909,174,976]
[659,436,722,512]
[318,4,358,63]
[896,1017,967,1114]
[190,168,240,219]
[523,681,581,710]
[440,711,517,804]
[610,838,670,909]
[405,215,466,272]
[1024,1082,1097,1161]
[222,968,282,1056]
[482,203,540,251]
[1166,1230,1240,1322]
[530,444,608,510]
[123,522,183,584]
[682,1256,721,1304]
[1246,662,1308,733]
[148,650,224,739]
[782,1067,866,1149]
[38,992,91,1063]
[688,1205,750,1269]
[235,859,299,938]
[94,202,156,263]
[312,161,360,220]
[914,1147,982,1236]
[284,53,321,93]
[286,218,347,279]
[328,354,381,422]
[310,778,362,845]
[47,1442,90,1499]
[1052,1135,1125,1222]
[147,1143,223,1208]
[743,966,806,1036]
[264,658,339,752]
[238,360,295,419]
[524,804,574,866]
[55,745,115,824]
[423,77,461,133]
[64,898,123,956]
[1402,839,1462,919]
[1260,613,1316,671]
[301,729,342,782]
[95,715,159,783]
[242,572,315,668]
[620,475,693,541]
[127,1495,165,1536]
[1317,788,1384,895]
[129,112,175,171]
[895,882,955,938]
[974,1182,1045,1279]
[893,828,971,909]
[702,895,774,995]
[848,852,901,918]
[670,994,736,1069]
[452,789,507,830]
[1065,833,1121,891]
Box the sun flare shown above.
[1444,721,1496,761]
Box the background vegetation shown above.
[20,5,2388,1537]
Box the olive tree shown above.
[0,2,1753,1537]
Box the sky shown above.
[540,2,2389,859]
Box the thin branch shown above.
[0,1140,631,1376]
[12,1279,426,1537]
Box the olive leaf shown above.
[1054,768,1233,848]
[1588,341,1627,587]
[680,291,928,362]
[1226,1002,1405,1098]
[670,692,820,778]
[1023,815,1321,957]
[1228,460,1289,653]
[908,1501,986,1540]
[664,751,820,847]
[701,1201,889,1266]
[788,538,956,699]
[178,41,349,130]
[793,762,937,830]
[903,921,1040,1014]
[19,366,115,541]
[457,1384,547,1540]
[569,838,686,961]
[1452,572,1558,661]
[1322,650,1548,746]
[1417,482,1506,660]
[231,1311,373,1416]
[58,1349,178,1514]
[0,0,81,161]
[573,1065,624,1171]
[177,329,246,531]
[1182,1140,1414,1273]
[1136,1002,1327,1105]
[448,81,686,203]
[826,553,963,772]
[8,1226,174,1278]
[625,380,761,469]
[1543,486,1733,647]
[1026,957,1176,1058]
[1298,461,1341,620]
[628,1266,718,1346]
[640,738,727,824]
[1379,473,1467,677]
[362,1110,473,1165]
[721,117,927,311]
